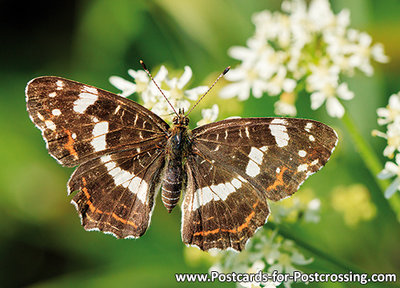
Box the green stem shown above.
[341,112,400,221]
[266,222,360,273]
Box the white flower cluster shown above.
[220,0,388,118]
[270,194,321,224]
[110,65,218,125]
[209,230,312,288]
[374,92,400,198]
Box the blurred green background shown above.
[1,0,400,287]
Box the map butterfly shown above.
[25,66,337,251]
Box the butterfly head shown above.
[172,108,189,127]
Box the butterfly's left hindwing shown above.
[69,147,165,238]
[26,76,169,238]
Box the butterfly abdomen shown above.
[162,124,190,212]
[162,161,183,212]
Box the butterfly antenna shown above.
[140,60,179,117]
[185,66,230,116]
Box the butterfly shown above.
[25,66,337,251]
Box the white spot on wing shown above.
[271,118,287,125]
[114,105,121,114]
[246,160,260,177]
[260,146,268,152]
[49,92,56,97]
[45,120,56,131]
[309,135,315,141]
[192,181,236,210]
[72,133,77,139]
[297,164,308,172]
[276,167,281,174]
[83,86,98,94]
[37,112,45,121]
[91,121,108,151]
[305,122,313,132]
[311,159,319,165]
[231,178,242,189]
[298,150,307,157]
[248,147,263,165]
[52,109,61,116]
[56,80,64,90]
[270,124,289,147]
[73,92,98,113]
[245,127,250,138]
[100,154,149,204]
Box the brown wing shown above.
[181,117,337,251]
[26,76,169,238]
[191,117,337,201]
[26,76,169,167]
[69,146,165,238]
[181,153,269,251]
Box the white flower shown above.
[274,92,297,116]
[109,75,138,98]
[221,0,387,119]
[347,31,389,76]
[265,67,297,96]
[377,92,400,125]
[219,65,268,100]
[164,66,208,102]
[110,65,168,100]
[304,198,321,223]
[307,0,337,32]
[267,240,312,288]
[378,154,400,198]
[197,104,219,126]
[374,121,400,158]
[110,65,208,123]
[238,260,265,288]
[274,100,297,116]
[310,82,354,118]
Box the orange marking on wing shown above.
[193,201,259,236]
[82,186,91,200]
[236,211,255,232]
[64,129,78,158]
[81,180,104,214]
[81,177,137,228]
[86,200,96,213]
[112,213,138,228]
[252,200,259,209]
[268,167,288,191]
[193,228,220,237]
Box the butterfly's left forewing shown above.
[182,117,337,250]
[26,76,169,166]
[26,76,169,238]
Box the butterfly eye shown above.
[184,117,189,126]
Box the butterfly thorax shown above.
[162,113,191,212]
